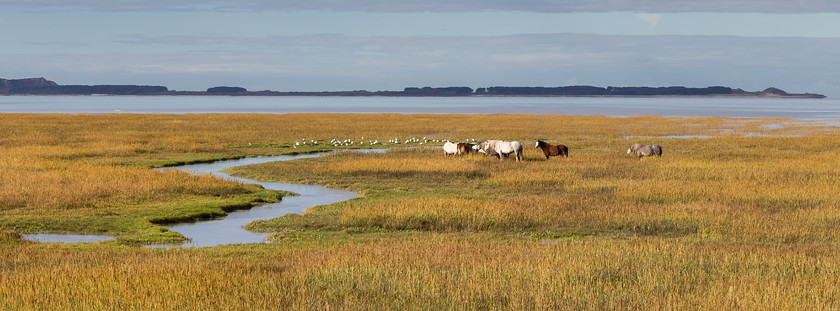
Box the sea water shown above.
[1,95,839,119]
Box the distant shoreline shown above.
[2,93,827,99]
[1,77,827,99]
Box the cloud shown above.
[635,13,661,27]
[5,0,840,13]
[5,33,838,95]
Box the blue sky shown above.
[2,1,839,96]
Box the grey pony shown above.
[627,143,662,159]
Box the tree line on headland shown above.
[0,77,826,98]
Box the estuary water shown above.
[23,150,385,247]
[1,95,839,119]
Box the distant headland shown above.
[0,77,826,98]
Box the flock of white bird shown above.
[292,137,477,148]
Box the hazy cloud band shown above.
[4,0,840,13]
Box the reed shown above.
[3,112,840,309]
[233,134,840,244]
[2,234,840,309]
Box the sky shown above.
[2,1,839,97]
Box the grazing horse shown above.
[535,140,568,159]
[456,142,475,156]
[627,143,662,160]
[443,141,459,157]
[477,140,523,161]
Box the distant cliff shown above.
[0,77,826,98]
[1,78,168,95]
[0,78,58,94]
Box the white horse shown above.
[477,140,523,161]
[443,141,459,157]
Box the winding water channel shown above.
[23,150,383,247]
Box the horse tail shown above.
[651,144,662,157]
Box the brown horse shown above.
[456,142,475,156]
[535,140,568,159]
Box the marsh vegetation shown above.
[2,113,840,309]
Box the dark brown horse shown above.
[456,142,475,156]
[535,140,568,159]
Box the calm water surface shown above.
[1,95,839,119]
[23,150,385,247]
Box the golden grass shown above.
[0,150,250,210]
[3,112,840,309]
[233,134,840,244]
[3,234,840,310]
